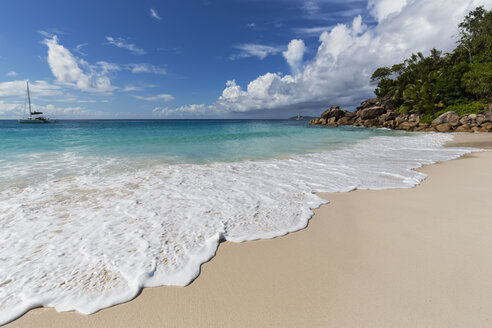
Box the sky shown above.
[0,0,491,119]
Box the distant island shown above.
[310,6,492,132]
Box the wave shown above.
[0,133,476,324]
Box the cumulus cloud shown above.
[367,0,407,22]
[230,44,283,60]
[106,36,146,55]
[134,93,174,101]
[166,0,491,117]
[43,36,116,93]
[283,39,306,74]
[150,8,161,20]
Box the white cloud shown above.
[6,71,17,77]
[42,36,116,93]
[153,104,212,117]
[0,100,21,116]
[283,39,306,74]
[150,8,161,20]
[74,43,88,56]
[97,61,121,75]
[230,44,283,60]
[134,93,174,101]
[367,0,407,22]
[126,63,166,75]
[0,80,62,98]
[122,86,141,92]
[293,26,334,36]
[167,0,492,116]
[106,36,146,55]
[38,30,54,38]
[303,0,321,16]
[121,84,156,92]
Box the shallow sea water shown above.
[0,119,474,324]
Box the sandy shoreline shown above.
[5,133,492,327]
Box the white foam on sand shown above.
[0,133,476,324]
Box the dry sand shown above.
[5,133,492,328]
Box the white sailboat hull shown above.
[18,117,51,124]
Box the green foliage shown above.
[419,101,486,124]
[371,6,492,116]
[462,62,492,99]
[445,101,486,116]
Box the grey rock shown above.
[321,106,346,120]
[338,116,355,125]
[379,111,397,122]
[398,121,418,130]
[455,125,472,132]
[327,116,338,124]
[357,98,379,110]
[432,111,460,126]
[359,106,386,120]
[362,119,379,127]
[476,114,491,125]
[481,123,492,132]
[408,114,420,123]
[435,123,453,132]
[459,116,471,125]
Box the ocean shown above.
[0,119,473,324]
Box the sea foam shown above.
[0,133,475,324]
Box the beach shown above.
[4,132,492,327]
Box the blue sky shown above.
[0,0,489,118]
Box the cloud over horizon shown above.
[134,93,174,101]
[158,0,491,117]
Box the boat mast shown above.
[27,81,32,116]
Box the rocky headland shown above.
[309,98,492,133]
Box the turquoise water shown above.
[0,119,405,164]
[0,119,411,189]
[0,119,473,325]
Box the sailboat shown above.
[18,81,51,124]
[296,113,303,120]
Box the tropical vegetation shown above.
[370,6,492,122]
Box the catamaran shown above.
[18,81,51,124]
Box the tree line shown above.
[371,6,492,122]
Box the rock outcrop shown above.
[309,98,492,133]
